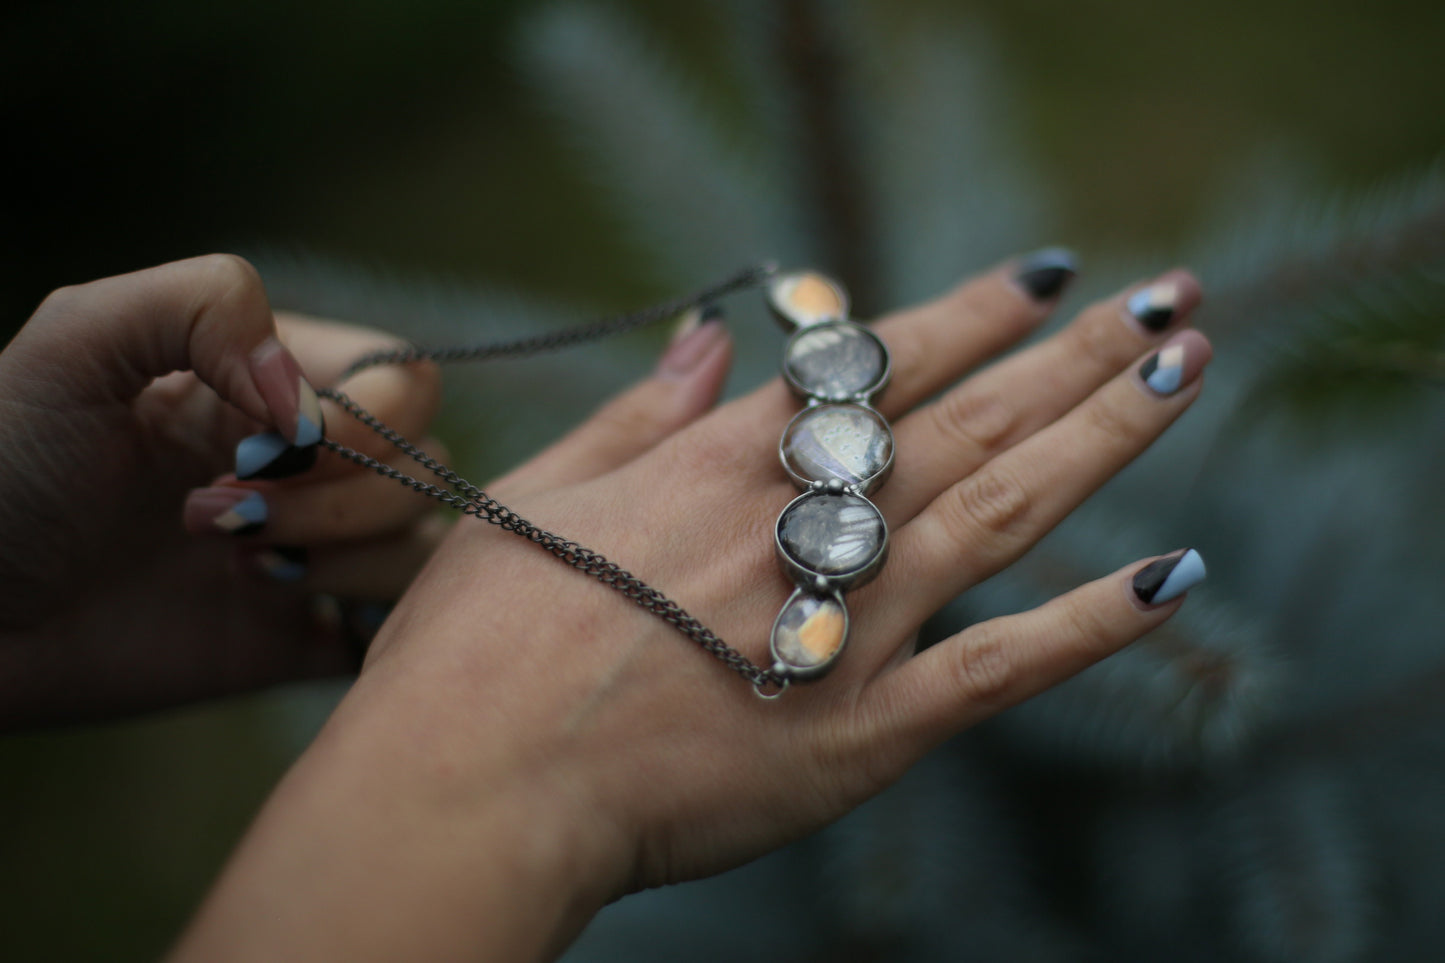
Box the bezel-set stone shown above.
[766,271,850,330]
[770,588,849,679]
[780,402,895,494]
[774,490,888,591]
[766,269,893,686]
[782,321,890,403]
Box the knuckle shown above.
[952,468,1031,539]
[1069,310,1127,372]
[1084,394,1141,450]
[953,625,1016,706]
[198,253,264,295]
[929,390,1016,456]
[35,284,83,319]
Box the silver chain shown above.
[317,264,787,694]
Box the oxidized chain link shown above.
[317,264,785,693]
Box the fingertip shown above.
[657,313,728,382]
[1130,548,1207,609]
[249,336,326,445]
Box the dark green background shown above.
[2,0,1441,957]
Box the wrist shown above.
[173,653,632,962]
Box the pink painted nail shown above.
[248,337,325,446]
[184,487,268,536]
[658,306,726,380]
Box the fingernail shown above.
[1133,549,1206,605]
[252,546,308,582]
[1014,247,1078,301]
[1138,329,1212,397]
[658,307,726,380]
[235,431,319,480]
[185,488,268,535]
[249,337,325,446]
[1127,282,1181,332]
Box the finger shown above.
[859,551,1207,748]
[185,437,452,544]
[729,249,1077,431]
[236,314,443,483]
[17,255,322,446]
[870,248,1079,417]
[240,514,452,599]
[895,329,1212,613]
[491,311,733,499]
[880,269,1201,519]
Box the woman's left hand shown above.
[0,255,450,725]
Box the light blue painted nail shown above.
[235,432,290,479]
[258,549,307,583]
[293,413,323,448]
[1152,549,1207,604]
[233,491,268,524]
[1126,288,1152,317]
[1145,365,1183,394]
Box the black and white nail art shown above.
[1014,248,1078,301]
[236,431,319,481]
[1133,549,1207,605]
[1127,281,1180,332]
[1140,343,1187,395]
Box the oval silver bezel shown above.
[766,270,850,332]
[780,320,891,405]
[773,490,890,593]
[778,402,896,496]
[769,586,851,681]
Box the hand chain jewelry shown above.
[764,273,893,685]
[316,263,887,699]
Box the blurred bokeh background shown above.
[3,0,1444,959]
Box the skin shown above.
[0,254,1211,960]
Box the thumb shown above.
[12,254,323,445]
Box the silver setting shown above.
[766,270,850,331]
[769,587,851,681]
[781,320,891,404]
[774,490,889,593]
[767,269,892,686]
[779,402,896,495]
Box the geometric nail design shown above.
[235,431,320,480]
[1139,343,1187,395]
[253,546,308,583]
[1133,548,1207,605]
[213,491,268,535]
[658,304,727,379]
[1126,281,1180,332]
[295,379,325,447]
[249,337,326,446]
[1014,247,1079,301]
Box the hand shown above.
[0,255,444,725]
[177,257,1212,960]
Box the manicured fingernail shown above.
[1133,549,1206,605]
[235,431,319,480]
[1127,282,1180,332]
[250,337,325,446]
[253,546,308,582]
[1014,247,1078,301]
[1138,329,1212,397]
[658,306,726,380]
[185,488,267,535]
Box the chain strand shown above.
[317,266,784,692]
